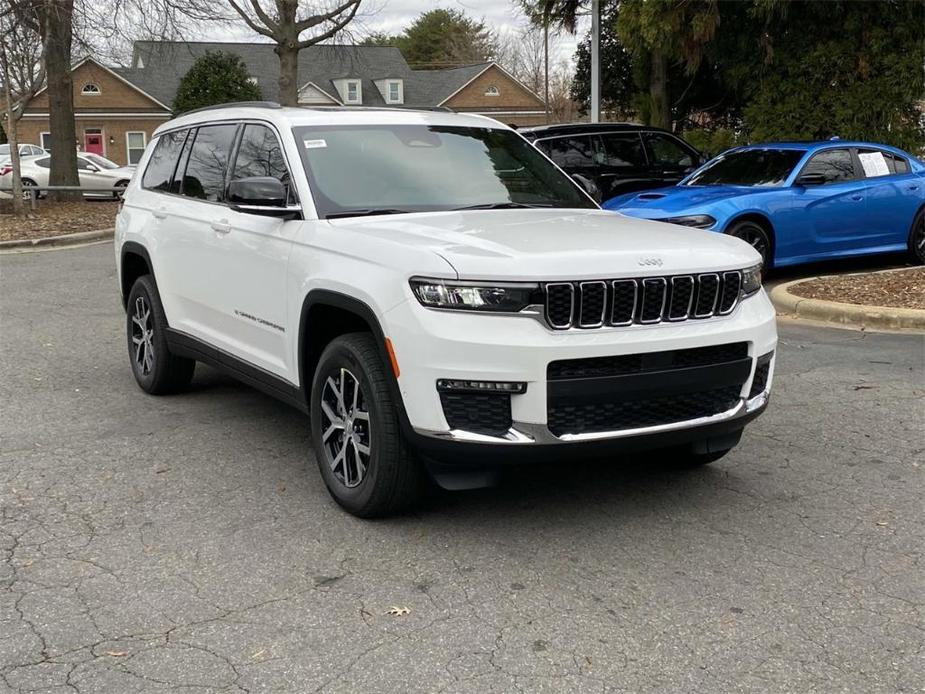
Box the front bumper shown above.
[384,289,777,447]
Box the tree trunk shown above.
[43,0,80,201]
[648,49,670,130]
[0,55,25,215]
[276,40,299,106]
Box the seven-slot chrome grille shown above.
[544,271,743,330]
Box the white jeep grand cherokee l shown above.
[115,103,777,517]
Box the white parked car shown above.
[115,103,777,517]
[0,143,47,165]
[0,152,135,198]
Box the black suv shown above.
[519,123,704,203]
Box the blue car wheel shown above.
[726,220,772,268]
[910,209,925,265]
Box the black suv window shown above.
[801,148,858,183]
[597,133,647,168]
[540,136,594,168]
[231,124,293,202]
[142,130,187,192]
[180,124,238,202]
[643,132,695,168]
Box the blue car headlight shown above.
[741,263,762,297]
[659,214,716,229]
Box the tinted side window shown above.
[542,136,594,168]
[181,124,238,202]
[142,130,187,191]
[884,151,910,174]
[35,157,50,169]
[76,157,95,171]
[230,124,292,201]
[802,148,858,183]
[598,133,647,168]
[643,133,695,168]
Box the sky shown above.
[194,0,587,66]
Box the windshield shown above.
[685,148,806,187]
[292,124,597,219]
[85,153,119,169]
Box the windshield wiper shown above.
[452,201,551,211]
[325,208,413,219]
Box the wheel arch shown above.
[724,212,776,265]
[120,242,154,308]
[297,290,407,421]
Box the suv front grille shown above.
[542,272,742,330]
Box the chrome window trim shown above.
[578,280,608,328]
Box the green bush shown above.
[173,51,262,115]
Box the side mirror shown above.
[227,176,300,218]
[85,164,99,172]
[571,173,602,203]
[797,172,827,186]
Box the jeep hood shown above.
[327,208,760,280]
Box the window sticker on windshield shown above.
[858,151,890,177]
[304,139,327,149]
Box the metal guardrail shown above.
[2,185,124,210]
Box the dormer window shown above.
[344,79,361,104]
[388,80,401,103]
[81,83,101,96]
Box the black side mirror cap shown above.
[227,176,301,218]
[797,172,827,186]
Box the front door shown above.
[84,132,103,155]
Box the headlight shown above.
[741,263,762,296]
[410,277,539,312]
[659,214,716,229]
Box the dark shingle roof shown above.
[118,41,495,111]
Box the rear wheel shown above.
[310,333,421,517]
[726,219,772,269]
[21,178,38,201]
[126,275,195,394]
[908,208,925,265]
[114,180,129,199]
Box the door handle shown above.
[211,219,231,234]
[152,207,167,220]
[850,195,863,201]
[908,185,920,191]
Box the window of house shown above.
[387,80,402,104]
[484,85,500,97]
[142,130,187,192]
[230,124,293,203]
[126,131,147,165]
[801,148,859,183]
[81,83,101,95]
[179,124,238,201]
[345,80,361,104]
[40,132,52,151]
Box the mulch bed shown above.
[0,198,118,242]
[789,267,925,310]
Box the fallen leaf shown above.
[105,651,128,657]
[386,606,410,616]
[251,649,265,659]
[876,521,889,526]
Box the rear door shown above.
[641,131,700,187]
[854,148,921,249]
[76,155,115,195]
[789,147,867,256]
[535,135,597,183]
[593,131,651,200]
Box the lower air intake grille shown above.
[748,352,773,399]
[548,386,743,437]
[440,392,512,436]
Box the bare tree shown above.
[0,5,46,215]
[224,0,363,106]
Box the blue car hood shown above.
[604,185,761,219]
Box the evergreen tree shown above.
[173,51,262,114]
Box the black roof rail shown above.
[177,101,282,117]
[302,105,455,113]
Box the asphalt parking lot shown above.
[1,242,923,693]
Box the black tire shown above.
[310,333,421,517]
[726,219,773,269]
[126,275,195,394]
[114,180,129,199]
[908,208,925,265]
[21,178,39,200]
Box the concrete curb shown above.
[0,228,114,251]
[770,275,925,333]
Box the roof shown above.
[737,140,911,152]
[154,103,505,138]
[518,122,666,138]
[120,42,513,111]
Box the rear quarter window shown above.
[142,130,187,192]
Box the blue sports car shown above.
[603,140,925,269]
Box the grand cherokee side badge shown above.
[638,257,664,267]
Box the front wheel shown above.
[726,220,772,269]
[908,208,925,265]
[310,333,421,517]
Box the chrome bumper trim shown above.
[415,397,755,446]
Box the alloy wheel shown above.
[319,368,372,488]
[732,224,770,265]
[915,215,925,261]
[131,295,155,376]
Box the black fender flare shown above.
[120,241,155,307]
